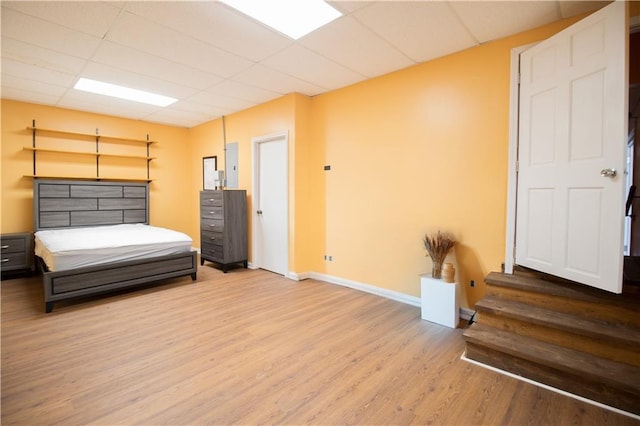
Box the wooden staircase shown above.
[463,271,640,415]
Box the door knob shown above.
[600,168,616,178]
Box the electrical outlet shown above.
[470,280,475,287]
[324,255,333,261]
[328,256,333,261]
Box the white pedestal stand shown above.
[420,274,460,328]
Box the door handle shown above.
[600,168,616,178]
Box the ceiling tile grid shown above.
[0,1,609,128]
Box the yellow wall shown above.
[1,13,591,309]
[187,94,301,270]
[1,100,191,235]
[311,16,586,307]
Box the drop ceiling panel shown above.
[301,16,413,78]
[1,86,62,106]
[187,90,255,112]
[205,80,282,105]
[1,37,87,75]
[327,1,374,15]
[143,108,215,128]
[1,7,102,58]
[124,1,292,62]
[2,74,67,97]
[559,1,611,19]
[0,1,608,128]
[2,1,123,38]
[1,58,76,87]
[353,1,479,62]
[92,41,222,91]
[104,11,253,78]
[80,62,199,100]
[232,64,325,96]
[451,1,560,43]
[261,44,366,90]
[168,101,229,120]
[59,90,162,118]
[169,99,224,116]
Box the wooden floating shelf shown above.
[26,127,157,144]
[23,147,155,160]
[27,120,155,183]
[24,175,153,183]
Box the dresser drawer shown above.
[201,218,224,231]
[200,206,224,219]
[1,252,28,269]
[201,241,223,261]
[200,191,223,207]
[201,230,223,244]
[2,237,26,254]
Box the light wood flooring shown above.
[1,264,636,425]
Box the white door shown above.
[515,1,627,293]
[253,132,288,276]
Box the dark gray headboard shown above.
[34,180,149,231]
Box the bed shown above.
[33,179,198,313]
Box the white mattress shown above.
[35,224,193,271]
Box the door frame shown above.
[251,130,289,276]
[504,43,536,274]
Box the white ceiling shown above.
[1,1,609,128]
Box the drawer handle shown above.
[1,245,9,249]
[1,258,9,263]
[210,211,216,214]
[209,199,214,202]
[210,237,216,240]
[209,224,215,227]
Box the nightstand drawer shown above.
[1,252,28,268]
[1,232,32,274]
[1,238,26,254]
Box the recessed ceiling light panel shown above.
[221,0,342,40]
[73,78,178,107]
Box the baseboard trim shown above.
[293,271,421,307]
[459,307,475,321]
[289,271,474,318]
[461,352,640,420]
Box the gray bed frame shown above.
[34,179,197,313]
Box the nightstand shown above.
[1,232,33,277]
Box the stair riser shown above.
[465,342,640,415]
[486,286,640,328]
[476,311,640,367]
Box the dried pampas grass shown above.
[423,231,456,278]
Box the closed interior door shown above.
[515,1,627,293]
[253,132,288,275]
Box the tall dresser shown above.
[200,190,248,272]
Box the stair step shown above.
[463,324,640,414]
[476,296,640,347]
[486,271,640,306]
[485,272,640,328]
[464,324,640,393]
